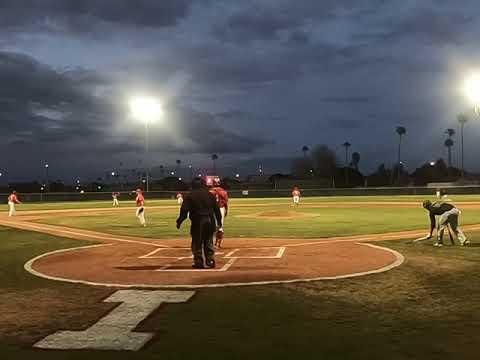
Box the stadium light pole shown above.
[44,163,49,192]
[461,73,480,178]
[129,96,163,192]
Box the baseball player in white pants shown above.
[8,191,21,216]
[135,189,146,226]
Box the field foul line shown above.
[0,220,167,248]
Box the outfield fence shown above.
[2,185,480,202]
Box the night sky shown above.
[1,0,480,182]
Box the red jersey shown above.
[8,194,20,203]
[292,190,301,197]
[210,187,229,208]
[136,193,145,207]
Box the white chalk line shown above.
[23,242,404,288]
[0,220,167,248]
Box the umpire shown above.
[176,178,222,269]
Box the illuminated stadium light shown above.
[464,73,480,113]
[235,173,240,178]
[111,172,116,176]
[129,96,163,123]
[430,161,435,166]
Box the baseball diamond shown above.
[0,196,480,359]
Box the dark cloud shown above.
[319,97,372,104]
[0,51,268,178]
[213,8,303,44]
[0,0,192,33]
[2,0,480,180]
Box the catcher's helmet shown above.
[422,200,432,209]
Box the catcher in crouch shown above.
[421,200,468,247]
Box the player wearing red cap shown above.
[135,189,146,226]
[176,192,183,205]
[208,177,229,248]
[292,186,301,206]
[7,191,21,216]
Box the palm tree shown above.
[395,126,406,184]
[301,145,309,158]
[457,114,468,177]
[211,154,218,173]
[351,152,360,170]
[342,142,351,186]
[445,128,455,138]
[342,142,351,166]
[444,138,454,169]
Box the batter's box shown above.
[139,248,224,260]
[225,247,286,259]
[156,257,237,272]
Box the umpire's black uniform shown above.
[176,179,222,268]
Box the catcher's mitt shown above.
[215,230,224,248]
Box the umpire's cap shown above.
[422,200,432,209]
[191,177,207,189]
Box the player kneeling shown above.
[421,200,468,247]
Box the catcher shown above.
[418,200,468,247]
[209,177,229,248]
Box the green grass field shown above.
[29,195,480,239]
[1,195,480,359]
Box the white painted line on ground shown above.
[0,220,166,248]
[223,246,286,259]
[34,290,195,351]
[156,258,237,272]
[224,249,239,257]
[139,247,224,259]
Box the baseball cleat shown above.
[460,239,470,246]
[206,260,216,269]
[433,242,443,247]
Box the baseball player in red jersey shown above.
[292,186,301,206]
[209,178,229,248]
[176,192,184,205]
[135,189,146,226]
[8,191,21,216]
[112,192,120,207]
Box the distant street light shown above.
[235,173,240,178]
[429,161,435,166]
[129,95,163,192]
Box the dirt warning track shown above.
[3,215,480,289]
